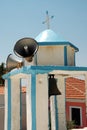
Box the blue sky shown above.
[0,0,87,66]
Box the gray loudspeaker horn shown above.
[6,54,23,72]
[14,37,39,62]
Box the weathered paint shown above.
[50,96,58,130]
[56,76,67,130]
[67,46,75,66]
[36,74,48,130]
[2,66,87,79]
[3,29,87,130]
[26,75,32,130]
[55,96,58,130]
[37,45,67,66]
[11,76,21,130]
[36,45,76,66]
[3,66,87,130]
[38,42,79,51]
[35,29,78,67]
[7,78,11,130]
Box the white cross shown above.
[42,11,54,29]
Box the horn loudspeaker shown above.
[14,37,39,62]
[6,54,23,72]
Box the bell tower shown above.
[35,29,79,66]
[3,29,87,130]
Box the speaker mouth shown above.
[6,54,23,72]
[14,37,39,61]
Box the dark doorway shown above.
[71,107,81,126]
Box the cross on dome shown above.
[42,11,54,29]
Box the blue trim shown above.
[54,96,58,130]
[31,73,36,130]
[74,52,76,66]
[38,42,79,52]
[8,78,11,130]
[64,46,67,66]
[3,65,87,79]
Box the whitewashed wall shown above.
[36,74,48,130]
[67,46,75,66]
[37,46,64,66]
[36,45,75,66]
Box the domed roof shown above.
[35,29,67,42]
[35,29,79,51]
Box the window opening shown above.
[71,107,81,127]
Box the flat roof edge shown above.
[38,42,79,52]
[2,66,87,79]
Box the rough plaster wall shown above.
[67,46,75,66]
[0,94,26,130]
[11,78,21,130]
[36,74,48,130]
[57,76,67,130]
[37,46,64,65]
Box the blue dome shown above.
[35,29,67,42]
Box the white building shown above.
[3,29,87,130]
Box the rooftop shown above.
[35,29,67,42]
[66,77,85,99]
[35,29,79,51]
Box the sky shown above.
[0,0,87,67]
